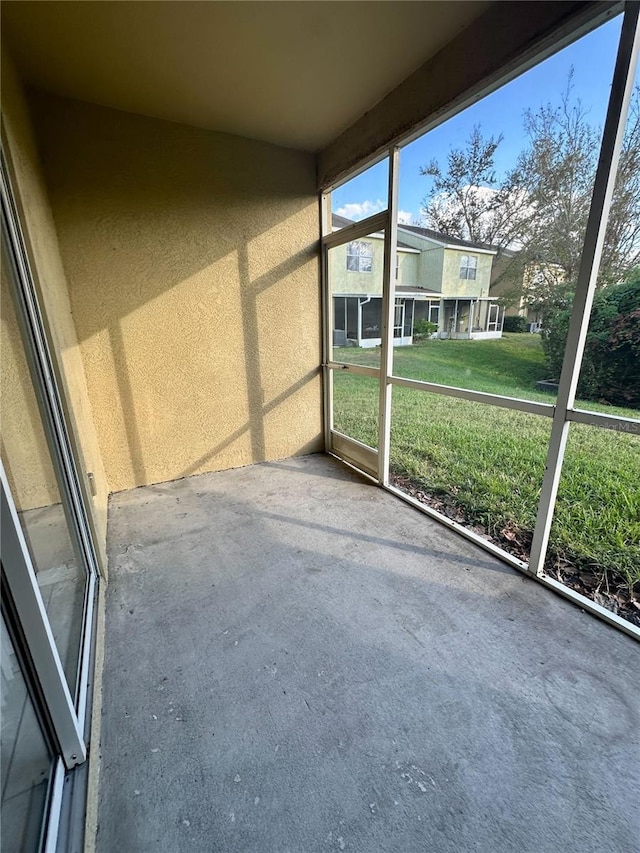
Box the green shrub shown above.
[541,270,640,408]
[413,319,437,339]
[503,315,527,333]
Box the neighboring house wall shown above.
[30,92,322,494]
[330,235,420,296]
[396,249,420,288]
[420,248,445,294]
[490,253,524,315]
[330,237,384,296]
[393,230,445,293]
[491,256,565,324]
[442,249,493,298]
[1,50,109,567]
[330,223,501,343]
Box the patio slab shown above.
[96,453,639,853]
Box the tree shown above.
[420,76,640,316]
[541,269,640,407]
[419,125,532,252]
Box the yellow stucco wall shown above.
[1,262,60,510]
[330,236,420,295]
[442,249,493,298]
[396,250,420,288]
[420,247,445,294]
[330,236,384,296]
[29,93,322,492]
[1,51,109,566]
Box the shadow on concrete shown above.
[99,455,640,853]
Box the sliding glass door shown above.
[1,157,99,850]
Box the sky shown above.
[332,14,625,225]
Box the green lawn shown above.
[332,334,640,596]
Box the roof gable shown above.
[331,214,495,254]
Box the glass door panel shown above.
[1,610,55,853]
[1,250,87,700]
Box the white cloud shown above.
[335,199,385,221]
[397,210,415,225]
[335,201,420,226]
[424,184,532,248]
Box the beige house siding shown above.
[330,236,384,297]
[419,248,445,294]
[1,50,109,566]
[330,229,496,304]
[490,254,524,314]
[396,249,420,288]
[330,236,421,296]
[442,249,493,298]
[29,92,322,494]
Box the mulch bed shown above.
[390,472,640,629]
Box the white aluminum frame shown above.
[1,146,103,850]
[377,147,398,484]
[42,760,66,853]
[1,155,101,713]
[321,4,640,642]
[529,4,640,574]
[1,464,86,768]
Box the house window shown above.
[459,255,477,280]
[347,241,373,273]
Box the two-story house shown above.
[330,215,504,347]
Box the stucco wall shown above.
[330,236,384,296]
[330,237,421,296]
[420,247,445,294]
[1,262,60,510]
[442,249,493,298]
[1,51,109,566]
[396,250,420,288]
[30,93,322,492]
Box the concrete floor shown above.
[97,454,639,853]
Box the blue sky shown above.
[332,14,624,224]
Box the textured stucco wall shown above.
[1,52,109,565]
[330,236,418,296]
[420,248,444,295]
[30,93,322,492]
[1,262,59,510]
[330,237,384,297]
[396,251,419,289]
[442,249,493,298]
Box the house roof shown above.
[398,224,496,253]
[331,213,357,229]
[331,214,494,254]
[396,286,441,297]
[331,214,418,251]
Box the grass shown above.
[332,334,640,594]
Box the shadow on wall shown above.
[107,244,321,487]
[29,92,322,490]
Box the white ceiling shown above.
[2,1,492,152]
